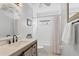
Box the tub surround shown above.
[0,39,37,56]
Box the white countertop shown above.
[0,39,36,56]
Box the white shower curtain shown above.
[51,16,61,55]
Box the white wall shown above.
[0,11,13,38]
[37,3,61,13]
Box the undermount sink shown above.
[8,43,22,47]
[8,40,29,47]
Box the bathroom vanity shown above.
[0,40,37,56]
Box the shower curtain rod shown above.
[72,20,79,24]
[32,14,60,18]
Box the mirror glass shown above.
[0,3,19,38]
[69,3,79,22]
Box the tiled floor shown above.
[37,46,53,56]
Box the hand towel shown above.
[62,22,72,44]
[62,19,79,45]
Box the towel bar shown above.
[72,20,79,24]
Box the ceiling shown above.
[28,3,62,13]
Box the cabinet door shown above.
[23,47,32,56]
[32,44,37,56]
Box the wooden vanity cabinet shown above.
[31,44,37,56]
[19,41,37,56]
[23,47,32,56]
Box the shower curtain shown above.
[51,16,61,55]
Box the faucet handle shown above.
[13,35,18,43]
[8,40,11,44]
[16,37,18,42]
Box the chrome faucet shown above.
[13,35,18,43]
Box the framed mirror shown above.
[69,3,79,22]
